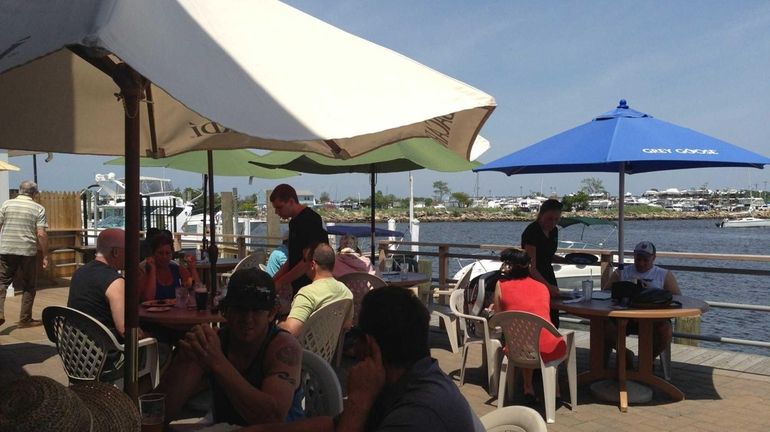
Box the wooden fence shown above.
[37,191,83,283]
[39,191,81,230]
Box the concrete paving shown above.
[2,283,770,431]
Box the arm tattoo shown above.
[276,344,301,367]
[266,371,297,386]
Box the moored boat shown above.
[717,217,770,228]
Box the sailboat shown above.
[717,216,770,228]
[717,186,770,228]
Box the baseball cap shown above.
[634,241,656,257]
[220,268,277,311]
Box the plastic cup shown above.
[138,393,165,432]
[582,279,593,301]
[174,286,188,308]
[400,265,408,280]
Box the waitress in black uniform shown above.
[521,199,567,327]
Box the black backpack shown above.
[630,288,681,309]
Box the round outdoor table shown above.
[380,271,429,288]
[139,305,225,327]
[553,294,708,412]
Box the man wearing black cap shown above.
[606,240,681,364]
[160,268,304,426]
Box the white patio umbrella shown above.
[0,160,20,172]
[0,0,495,397]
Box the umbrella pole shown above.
[207,151,218,307]
[618,164,626,269]
[117,66,143,401]
[32,155,37,184]
[202,174,208,255]
[370,166,376,261]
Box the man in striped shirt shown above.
[0,181,48,328]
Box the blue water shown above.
[257,219,770,355]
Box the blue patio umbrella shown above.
[475,99,770,263]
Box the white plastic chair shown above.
[449,288,502,396]
[430,267,474,354]
[42,306,160,389]
[335,273,386,365]
[300,349,343,417]
[481,406,548,432]
[297,298,353,363]
[233,251,264,272]
[337,272,386,327]
[219,251,266,290]
[489,311,576,424]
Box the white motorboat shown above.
[83,174,263,245]
[452,216,618,293]
[84,173,193,231]
[717,217,770,228]
[452,258,600,294]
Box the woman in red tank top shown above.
[493,248,566,401]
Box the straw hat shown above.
[0,376,141,432]
[70,381,141,432]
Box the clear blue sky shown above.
[8,1,770,200]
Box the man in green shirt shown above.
[280,243,352,336]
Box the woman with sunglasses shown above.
[160,268,304,426]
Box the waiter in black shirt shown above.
[270,184,328,295]
[521,198,567,327]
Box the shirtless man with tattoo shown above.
[159,268,304,426]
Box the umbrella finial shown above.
[618,99,629,109]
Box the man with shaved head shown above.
[280,243,353,336]
[67,228,127,338]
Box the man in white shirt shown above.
[606,241,680,366]
[0,181,48,328]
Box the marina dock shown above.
[2,283,769,431]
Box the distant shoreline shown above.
[318,209,770,223]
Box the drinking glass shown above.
[384,256,394,272]
[174,286,188,308]
[138,393,165,432]
[400,262,409,280]
[193,283,208,311]
[582,279,593,301]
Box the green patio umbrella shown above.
[106,149,297,293]
[250,137,487,259]
[105,148,297,178]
